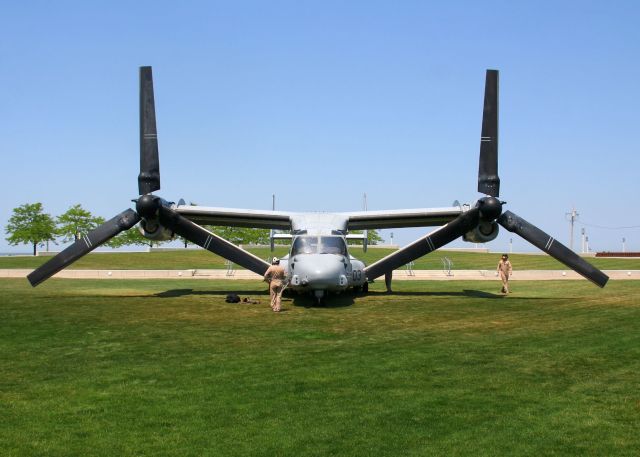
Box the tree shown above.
[347,229,384,246]
[5,203,57,256]
[56,204,105,242]
[209,226,271,245]
[106,225,158,249]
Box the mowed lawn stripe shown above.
[1,279,639,456]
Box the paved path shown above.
[2,269,638,281]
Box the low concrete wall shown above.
[3,269,638,281]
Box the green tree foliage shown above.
[209,226,271,245]
[172,203,269,248]
[56,204,105,242]
[347,229,384,246]
[5,203,57,256]
[106,226,160,249]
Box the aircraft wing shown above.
[343,206,464,230]
[175,205,465,231]
[174,205,293,230]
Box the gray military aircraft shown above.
[28,67,609,302]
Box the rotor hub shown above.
[478,196,503,221]
[136,194,161,219]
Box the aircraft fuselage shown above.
[279,234,367,301]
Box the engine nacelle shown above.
[138,219,174,241]
[463,221,499,243]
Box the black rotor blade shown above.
[364,208,480,280]
[28,209,140,287]
[138,66,160,195]
[157,206,270,276]
[498,210,608,288]
[478,69,500,197]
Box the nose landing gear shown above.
[352,281,369,294]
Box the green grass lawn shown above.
[1,278,639,456]
[1,247,639,271]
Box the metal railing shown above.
[406,261,415,276]
[225,260,235,276]
[441,257,453,276]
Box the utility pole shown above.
[622,237,626,253]
[362,193,368,252]
[269,194,276,252]
[509,238,513,254]
[566,207,579,252]
[585,235,590,253]
[581,228,586,253]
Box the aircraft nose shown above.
[292,255,347,289]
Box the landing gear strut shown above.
[353,282,369,294]
[384,272,392,293]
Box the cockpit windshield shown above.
[291,236,347,256]
[291,236,319,255]
[319,236,347,255]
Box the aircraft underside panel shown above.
[344,206,464,230]
[174,205,292,230]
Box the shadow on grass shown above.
[153,288,354,308]
[153,286,558,305]
[154,288,356,308]
[364,289,505,298]
[289,292,355,308]
[155,288,268,298]
[366,289,558,300]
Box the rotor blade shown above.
[478,69,500,197]
[138,66,160,195]
[28,209,140,287]
[364,208,480,280]
[157,206,270,276]
[498,210,609,288]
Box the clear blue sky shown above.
[1,1,639,254]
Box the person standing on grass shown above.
[264,257,286,312]
[497,254,513,294]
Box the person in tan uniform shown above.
[497,254,513,294]
[264,257,286,312]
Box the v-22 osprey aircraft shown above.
[28,67,609,302]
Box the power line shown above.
[577,218,640,230]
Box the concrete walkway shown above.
[2,269,638,281]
